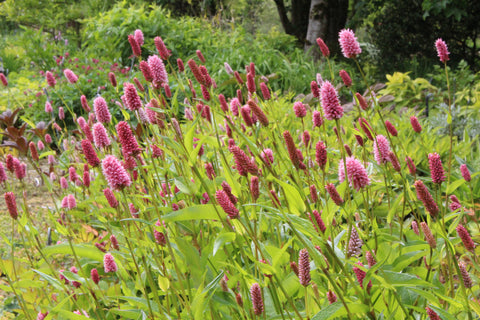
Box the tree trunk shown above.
[304,0,349,58]
[304,0,328,59]
[273,0,310,43]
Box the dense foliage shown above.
[0,16,480,319]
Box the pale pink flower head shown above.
[435,38,449,63]
[92,122,111,149]
[293,101,307,118]
[103,253,118,273]
[339,29,362,58]
[93,96,112,124]
[338,157,370,191]
[101,155,131,191]
[373,135,391,165]
[148,55,168,87]
[46,71,56,87]
[63,68,78,84]
[321,81,343,120]
[45,101,53,113]
[134,29,144,46]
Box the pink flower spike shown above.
[103,253,118,273]
[102,155,131,191]
[46,71,56,87]
[148,55,168,87]
[338,157,370,191]
[4,192,18,219]
[92,122,111,149]
[435,38,450,63]
[154,36,171,60]
[410,116,422,133]
[373,135,391,165]
[250,283,264,315]
[0,73,8,86]
[321,81,343,120]
[123,83,142,111]
[93,96,112,124]
[134,29,144,46]
[63,69,78,84]
[128,34,141,57]
[428,153,445,184]
[460,164,471,182]
[339,29,362,58]
[316,38,330,57]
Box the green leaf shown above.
[42,243,104,261]
[213,232,236,256]
[382,270,436,287]
[269,177,305,215]
[392,251,428,271]
[32,269,63,291]
[387,194,403,224]
[108,309,144,319]
[54,311,91,320]
[312,302,343,320]
[162,204,221,222]
[446,179,465,194]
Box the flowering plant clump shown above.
[0,28,479,320]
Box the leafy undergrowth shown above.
[0,30,479,320]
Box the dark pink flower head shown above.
[428,152,445,184]
[139,61,153,82]
[63,69,78,84]
[103,253,118,273]
[6,154,15,173]
[355,92,368,110]
[248,100,269,126]
[435,38,449,63]
[4,192,18,219]
[177,58,185,72]
[196,50,206,63]
[91,268,100,285]
[250,176,260,201]
[339,70,352,87]
[311,81,320,98]
[373,135,391,165]
[348,226,363,257]
[426,307,440,320]
[116,121,142,157]
[92,122,111,149]
[339,29,362,58]
[103,188,119,208]
[148,55,168,87]
[108,72,117,87]
[410,116,422,133]
[460,164,471,182]
[353,262,368,289]
[0,162,7,184]
[229,145,259,176]
[312,110,324,128]
[128,34,141,57]
[102,155,132,191]
[449,195,462,212]
[327,291,337,304]
[247,72,256,94]
[134,29,144,46]
[315,141,327,169]
[456,224,476,252]
[0,73,8,86]
[321,80,343,120]
[123,83,142,111]
[215,189,239,219]
[154,36,171,60]
[218,94,228,112]
[250,283,264,315]
[283,130,306,170]
[29,141,39,162]
[80,95,91,112]
[187,59,205,85]
[260,82,271,100]
[459,261,473,289]
[338,157,370,191]
[414,180,439,217]
[325,183,344,206]
[385,120,398,136]
[81,139,100,167]
[298,248,311,286]
[293,101,307,118]
[316,38,330,57]
[93,96,112,124]
[406,156,416,176]
[46,71,56,87]
[230,98,241,116]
